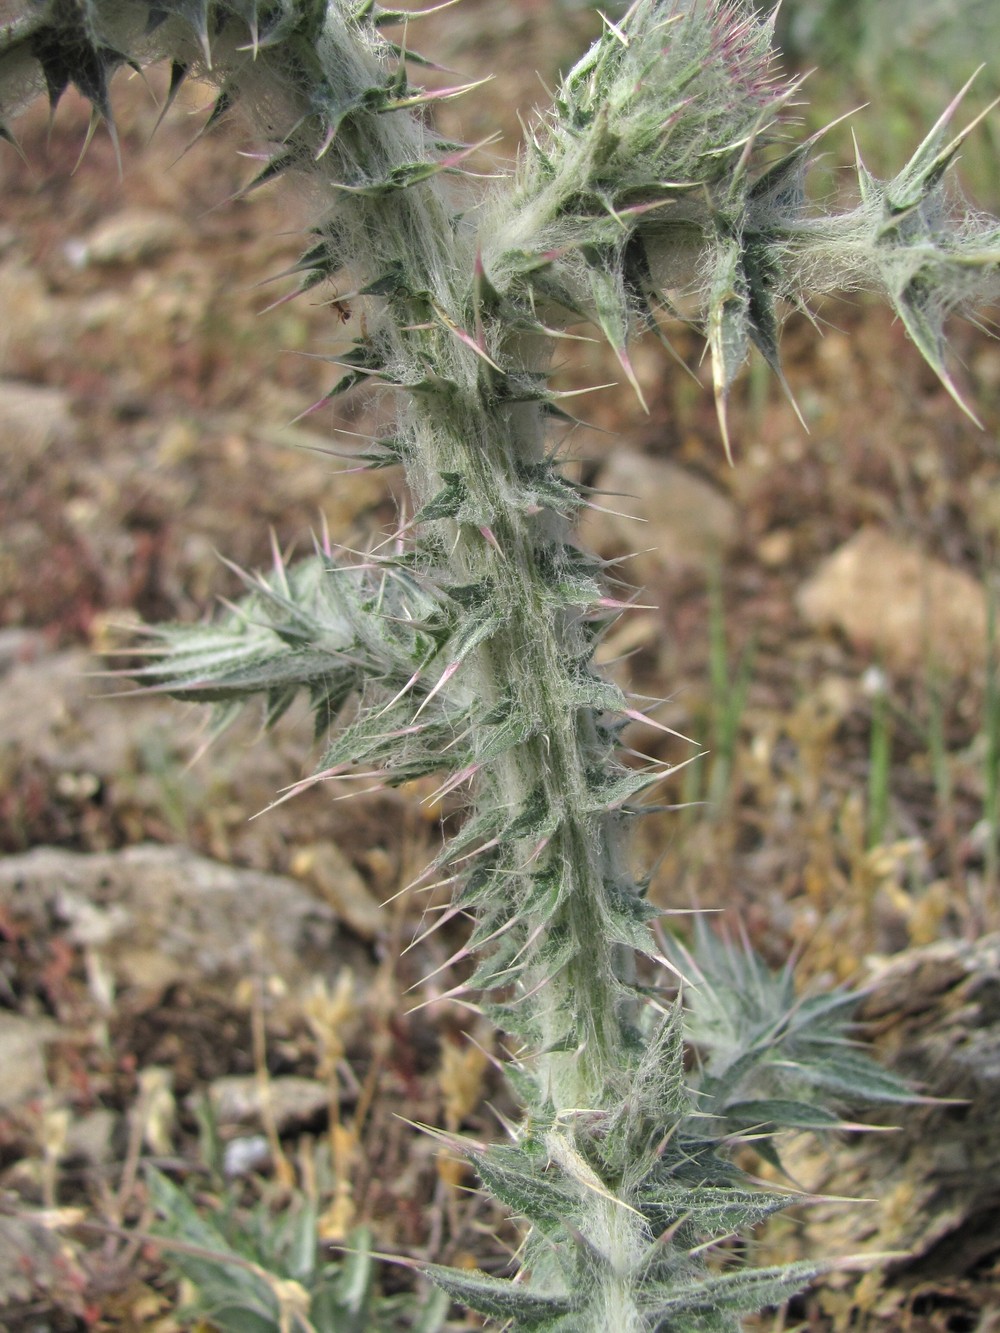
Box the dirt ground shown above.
[2,3,1000,1328]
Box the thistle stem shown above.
[5,0,998,1326]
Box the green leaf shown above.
[409,1285,451,1333]
[718,1098,845,1132]
[470,1143,576,1234]
[647,1260,825,1322]
[414,471,468,522]
[334,1227,375,1318]
[146,1168,279,1318]
[892,271,981,425]
[642,1180,793,1236]
[424,1265,574,1324]
[780,1048,916,1104]
[706,234,749,464]
[448,603,506,662]
[507,784,561,842]
[584,765,666,813]
[585,261,648,410]
[475,694,541,761]
[884,72,989,215]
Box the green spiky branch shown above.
[2,0,997,1327]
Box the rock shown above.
[222,1134,272,1177]
[203,1075,331,1132]
[0,261,62,375]
[0,645,367,863]
[0,1212,89,1320]
[797,526,987,675]
[577,451,739,585]
[64,1108,119,1168]
[0,380,76,468]
[0,649,185,781]
[0,844,348,998]
[136,1066,177,1157]
[764,935,1000,1326]
[66,209,188,268]
[0,1014,61,1110]
[290,842,385,941]
[0,627,46,676]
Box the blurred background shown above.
[2,1,1000,1327]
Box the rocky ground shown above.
[3,3,1000,1328]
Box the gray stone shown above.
[0,380,76,467]
[0,1014,61,1110]
[0,845,344,997]
[64,1108,118,1168]
[771,934,1000,1321]
[797,526,987,675]
[0,1213,88,1317]
[290,842,385,941]
[0,628,46,675]
[203,1074,330,1132]
[66,209,188,268]
[0,646,348,870]
[222,1134,271,1177]
[577,451,739,585]
[0,649,184,781]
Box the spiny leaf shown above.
[583,763,670,813]
[467,930,531,991]
[333,141,485,196]
[424,1264,574,1324]
[885,71,991,215]
[720,1098,844,1133]
[239,148,299,195]
[647,1261,825,1321]
[892,273,982,425]
[147,0,212,62]
[642,1179,794,1237]
[414,471,468,523]
[149,59,189,135]
[475,694,541,761]
[779,1048,917,1104]
[469,1142,577,1234]
[706,234,749,465]
[507,784,561,843]
[29,2,134,134]
[434,802,504,865]
[586,261,648,410]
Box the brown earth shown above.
[2,3,1000,1329]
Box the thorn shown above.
[268,528,290,592]
[915,67,985,160]
[414,659,460,718]
[615,346,649,413]
[371,665,425,720]
[247,766,386,818]
[0,124,29,166]
[425,763,480,804]
[148,62,189,142]
[383,74,494,111]
[402,901,470,957]
[71,108,115,177]
[623,708,697,746]
[715,390,735,467]
[383,871,458,908]
[432,298,501,369]
[595,597,658,611]
[478,525,504,555]
[405,979,479,1016]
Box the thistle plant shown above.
[2,0,999,1327]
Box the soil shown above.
[2,3,1000,1329]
